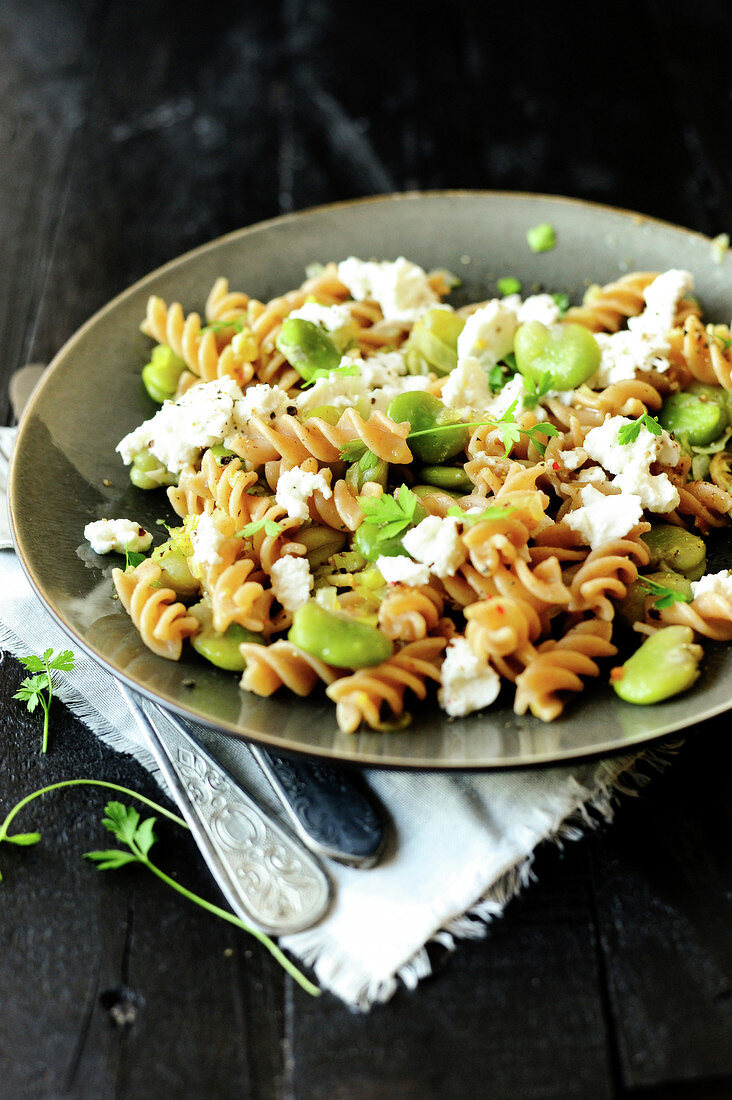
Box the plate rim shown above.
[10,189,732,769]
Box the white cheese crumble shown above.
[401,515,465,578]
[189,512,226,571]
[84,518,153,555]
[516,293,562,326]
[376,555,431,587]
[286,301,355,332]
[275,467,332,521]
[337,256,439,322]
[690,570,732,600]
[117,376,244,474]
[559,449,584,470]
[582,415,680,512]
[438,636,501,717]
[456,300,518,370]
[271,556,313,612]
[589,269,694,387]
[564,485,644,548]
[294,351,430,416]
[234,382,293,424]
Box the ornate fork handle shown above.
[118,683,331,935]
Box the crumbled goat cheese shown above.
[582,415,680,512]
[189,512,227,570]
[442,363,525,418]
[402,515,465,578]
[438,636,501,717]
[376,555,431,587]
[294,351,430,416]
[690,570,732,600]
[589,269,693,387]
[275,467,332,520]
[234,382,292,424]
[576,467,607,484]
[271,556,313,612]
[286,301,355,332]
[564,485,643,548]
[117,377,244,474]
[84,518,153,555]
[516,293,562,326]
[559,449,584,470]
[337,256,439,322]
[457,300,518,369]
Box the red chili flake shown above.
[496,605,505,616]
[551,461,561,470]
[609,666,624,682]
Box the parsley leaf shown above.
[237,516,286,539]
[359,485,422,543]
[125,542,147,570]
[617,413,664,446]
[13,648,76,754]
[447,504,516,526]
[639,577,693,610]
[552,292,570,316]
[300,363,360,389]
[522,371,554,411]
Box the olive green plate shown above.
[10,192,732,768]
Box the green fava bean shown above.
[194,626,263,671]
[345,449,388,492]
[514,321,600,390]
[418,465,474,493]
[387,391,469,463]
[686,381,732,420]
[129,449,176,489]
[301,404,342,425]
[612,626,702,705]
[289,601,393,668]
[659,391,727,446]
[404,308,466,376]
[141,345,186,404]
[353,521,419,563]
[276,318,341,382]
[641,525,706,580]
[615,570,692,626]
[150,541,199,596]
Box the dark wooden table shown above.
[2,2,732,1096]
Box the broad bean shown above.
[141,345,186,404]
[641,525,706,580]
[301,404,342,425]
[289,601,393,668]
[346,448,388,491]
[612,625,703,705]
[150,540,199,596]
[659,391,727,446]
[275,318,341,381]
[387,391,469,463]
[404,308,466,376]
[615,570,692,626]
[190,600,263,671]
[514,321,600,390]
[129,449,176,489]
[418,465,474,493]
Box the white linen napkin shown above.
[0,425,655,1009]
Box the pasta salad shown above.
[88,255,732,731]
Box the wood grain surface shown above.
[1,2,731,1097]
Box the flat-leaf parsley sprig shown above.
[639,577,693,610]
[13,648,76,754]
[0,782,319,995]
[358,484,422,542]
[617,412,664,445]
[341,400,559,462]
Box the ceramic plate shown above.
[10,191,732,768]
